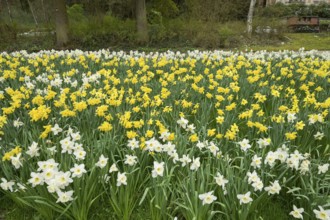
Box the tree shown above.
[258,0,266,7]
[20,0,30,12]
[55,0,69,47]
[247,0,256,38]
[136,0,149,43]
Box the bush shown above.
[258,3,330,18]
[253,17,287,38]
[162,19,245,49]
[67,4,87,24]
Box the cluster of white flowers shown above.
[264,180,281,195]
[247,171,263,192]
[236,137,272,152]
[27,158,78,203]
[196,140,220,157]
[1,178,15,192]
[176,117,195,133]
[23,126,87,203]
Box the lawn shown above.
[247,33,330,51]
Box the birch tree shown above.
[247,0,256,38]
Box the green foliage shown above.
[149,0,180,18]
[258,3,330,18]
[162,19,246,48]
[67,4,87,23]
[65,2,248,51]
[183,0,250,22]
[106,0,134,19]
[253,17,287,39]
[148,10,167,43]
[67,4,136,49]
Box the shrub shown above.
[258,3,330,18]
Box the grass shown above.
[247,33,330,51]
[2,32,329,53]
[0,194,35,220]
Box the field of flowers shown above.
[0,49,329,220]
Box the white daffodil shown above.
[314,132,324,140]
[28,172,44,187]
[186,124,196,133]
[251,155,262,168]
[257,138,271,148]
[214,172,228,190]
[208,142,219,156]
[199,191,217,205]
[26,141,40,157]
[13,118,24,128]
[51,124,63,135]
[190,157,201,171]
[109,164,119,173]
[127,138,140,150]
[264,180,281,195]
[238,139,251,152]
[290,205,304,219]
[252,180,264,192]
[163,142,176,153]
[287,113,297,123]
[265,151,278,167]
[237,191,253,205]
[11,153,22,169]
[313,206,330,220]
[56,190,74,203]
[54,171,73,189]
[0,178,15,192]
[318,164,329,174]
[70,164,87,178]
[95,154,108,168]
[124,155,138,166]
[42,168,57,182]
[177,117,188,129]
[180,154,191,167]
[74,149,86,161]
[247,170,260,184]
[152,161,165,178]
[159,131,170,142]
[60,137,74,154]
[145,138,161,152]
[116,172,127,186]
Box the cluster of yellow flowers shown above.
[2,146,22,161]
[0,51,328,146]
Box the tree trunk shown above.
[258,0,266,7]
[28,0,39,28]
[247,0,256,38]
[20,0,29,12]
[55,0,69,47]
[41,0,47,23]
[136,0,148,43]
[5,0,13,23]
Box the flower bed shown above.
[0,49,329,219]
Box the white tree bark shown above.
[247,0,256,38]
